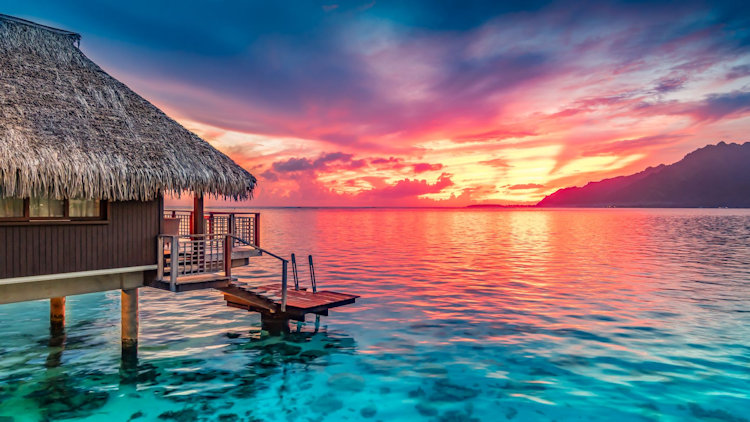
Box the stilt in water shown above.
[46,297,67,368]
[120,288,139,381]
[50,297,65,335]
[261,313,290,335]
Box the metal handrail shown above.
[227,235,288,312]
[228,235,285,261]
[291,253,300,290]
[308,255,317,293]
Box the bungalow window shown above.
[0,197,25,218]
[69,199,101,217]
[30,197,65,218]
[0,197,106,223]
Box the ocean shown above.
[1,208,749,421]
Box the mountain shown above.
[536,142,750,208]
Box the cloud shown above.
[506,183,544,190]
[272,157,317,172]
[361,173,454,199]
[371,157,401,165]
[582,134,685,156]
[726,64,750,80]
[634,90,750,122]
[480,158,512,168]
[693,90,750,121]
[259,169,279,181]
[413,163,443,173]
[271,152,361,173]
[452,127,538,143]
[62,0,745,149]
[653,75,688,93]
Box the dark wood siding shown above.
[0,200,160,278]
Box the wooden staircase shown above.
[149,233,359,322]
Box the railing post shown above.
[170,235,179,291]
[229,214,236,246]
[254,213,260,247]
[224,235,233,279]
[291,253,299,290]
[157,237,164,281]
[281,260,288,312]
[308,255,317,293]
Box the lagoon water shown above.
[1,208,749,421]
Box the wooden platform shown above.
[147,273,231,292]
[219,283,359,320]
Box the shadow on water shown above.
[2,317,357,422]
[11,327,112,421]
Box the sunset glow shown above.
[7,0,750,206]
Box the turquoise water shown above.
[1,208,749,421]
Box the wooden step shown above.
[177,273,231,284]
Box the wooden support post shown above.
[121,288,139,354]
[261,313,289,335]
[120,289,139,381]
[170,235,179,291]
[229,214,236,238]
[254,213,260,246]
[192,195,204,234]
[157,237,164,281]
[50,297,65,334]
[224,235,233,279]
[47,295,67,368]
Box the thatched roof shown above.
[0,14,256,201]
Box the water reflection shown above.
[45,327,66,369]
[1,209,750,421]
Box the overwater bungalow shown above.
[0,14,356,348]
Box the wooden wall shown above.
[0,200,161,279]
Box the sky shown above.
[3,0,750,206]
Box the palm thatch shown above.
[0,14,256,201]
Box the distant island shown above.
[536,142,750,208]
[466,204,532,208]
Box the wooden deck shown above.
[219,283,359,320]
[151,231,358,320]
[148,274,358,319]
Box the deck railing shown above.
[164,211,260,247]
[156,232,289,311]
[157,233,233,292]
